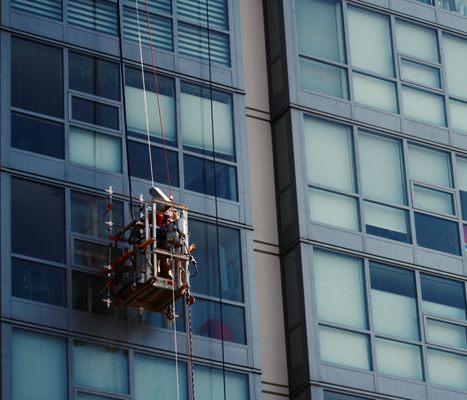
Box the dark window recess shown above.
[366,224,411,244]
[189,220,243,302]
[11,112,64,159]
[71,191,124,239]
[414,212,461,256]
[69,52,120,101]
[12,257,66,307]
[11,178,66,263]
[74,239,122,269]
[460,190,467,220]
[370,263,416,298]
[420,274,466,316]
[128,141,179,187]
[11,37,63,118]
[192,299,246,344]
[184,155,238,201]
[72,97,119,130]
[72,271,126,319]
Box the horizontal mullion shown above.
[11,252,68,269]
[129,136,179,152]
[351,68,397,84]
[309,184,359,199]
[318,321,371,336]
[401,81,445,96]
[363,197,410,211]
[10,107,65,124]
[412,208,459,223]
[374,333,422,347]
[182,150,237,166]
[398,53,442,70]
[193,293,245,307]
[298,53,348,69]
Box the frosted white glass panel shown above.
[12,330,67,400]
[74,341,128,394]
[353,73,397,113]
[314,250,367,329]
[70,127,121,173]
[423,301,466,320]
[413,185,454,215]
[309,188,359,231]
[375,338,423,381]
[400,60,441,88]
[370,264,419,340]
[125,86,176,142]
[194,366,249,400]
[408,144,451,187]
[401,86,445,126]
[457,157,467,191]
[426,319,467,349]
[134,353,187,400]
[304,117,354,191]
[181,86,234,158]
[319,326,371,370]
[359,133,405,204]
[427,349,467,390]
[296,0,345,62]
[395,20,439,63]
[365,202,410,243]
[450,99,467,133]
[347,7,393,76]
[444,35,467,99]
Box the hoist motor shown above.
[102,186,197,320]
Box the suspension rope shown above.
[171,251,181,400]
[143,0,174,199]
[134,0,155,187]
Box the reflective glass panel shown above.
[414,213,460,255]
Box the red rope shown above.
[143,0,174,200]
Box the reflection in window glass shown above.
[13,330,67,400]
[192,299,246,344]
[12,258,66,307]
[444,35,467,98]
[319,326,371,370]
[195,366,250,400]
[183,155,238,201]
[70,127,121,173]
[189,220,243,302]
[395,20,439,63]
[74,239,122,270]
[375,338,423,381]
[71,191,124,239]
[413,185,454,215]
[70,52,120,101]
[177,0,228,30]
[181,82,235,161]
[401,86,445,126]
[125,68,176,144]
[11,37,63,118]
[74,341,128,394]
[299,58,348,99]
[314,250,367,329]
[408,144,452,187]
[309,188,359,231]
[359,133,405,204]
[72,97,119,131]
[134,353,187,400]
[347,7,394,76]
[427,349,467,390]
[370,264,419,340]
[11,112,64,159]
[304,117,354,191]
[365,202,411,243]
[414,213,460,255]
[456,157,467,219]
[68,0,118,36]
[12,178,66,263]
[420,274,466,320]
[353,73,397,113]
[295,0,345,62]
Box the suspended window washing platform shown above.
[102,186,197,319]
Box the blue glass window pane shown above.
[128,141,179,187]
[70,52,120,101]
[414,213,460,255]
[421,274,466,318]
[68,0,118,36]
[12,178,66,263]
[460,191,467,220]
[72,270,127,319]
[11,37,63,118]
[72,97,119,130]
[192,299,246,344]
[11,112,64,158]
[184,155,238,201]
[11,0,62,20]
[74,239,122,270]
[12,257,66,306]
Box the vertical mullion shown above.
[352,125,365,237]
[363,257,377,381]
[390,14,403,117]
[402,138,418,256]
[414,270,430,389]
[341,1,354,104]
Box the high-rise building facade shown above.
[263,0,467,399]
[2,0,466,400]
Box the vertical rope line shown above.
[204,1,228,399]
[171,252,181,400]
[134,0,155,187]
[143,0,174,198]
[187,299,196,400]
